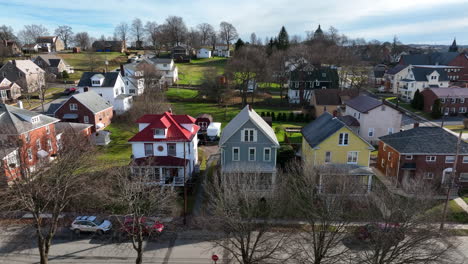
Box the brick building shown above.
[376,126,468,190]
[0,103,60,184]
[54,91,113,132]
[421,87,468,115]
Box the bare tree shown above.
[115,22,129,44]
[164,16,187,46]
[250,32,257,45]
[209,30,218,51]
[0,135,96,264]
[85,51,102,71]
[111,165,176,264]
[18,24,49,44]
[199,68,232,104]
[54,25,73,49]
[219,21,238,50]
[204,171,291,264]
[197,23,215,46]
[131,18,144,49]
[145,22,167,55]
[186,28,201,48]
[0,25,16,41]
[268,49,289,100]
[74,32,91,50]
[226,46,267,106]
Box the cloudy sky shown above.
[1,0,467,45]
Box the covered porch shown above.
[131,156,190,187]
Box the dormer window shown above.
[154,129,166,138]
[91,74,105,86]
[92,80,101,85]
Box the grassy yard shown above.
[57,52,128,81]
[176,57,227,85]
[444,125,468,133]
[22,87,64,110]
[166,88,199,100]
[427,199,468,224]
[96,122,137,167]
[386,97,433,120]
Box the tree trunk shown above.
[37,237,49,264]
[135,238,143,264]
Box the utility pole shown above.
[183,140,187,225]
[440,130,462,230]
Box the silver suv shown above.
[70,216,112,235]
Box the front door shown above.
[442,169,452,185]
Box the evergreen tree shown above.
[271,112,276,121]
[431,99,443,119]
[417,92,424,110]
[411,90,419,109]
[234,38,245,51]
[277,26,289,50]
[288,112,295,122]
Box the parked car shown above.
[63,87,77,95]
[120,216,164,236]
[354,223,404,243]
[70,216,112,235]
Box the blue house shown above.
[219,105,280,184]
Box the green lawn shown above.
[386,97,433,120]
[464,197,468,204]
[22,87,65,110]
[176,58,227,85]
[445,125,468,133]
[427,200,468,224]
[96,122,137,167]
[57,52,128,81]
[166,88,199,100]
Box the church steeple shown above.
[314,24,324,39]
[449,38,458,52]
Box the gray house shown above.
[219,105,280,185]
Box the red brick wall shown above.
[421,89,468,114]
[55,97,113,132]
[20,124,58,168]
[449,54,468,82]
[376,141,401,179]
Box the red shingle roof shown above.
[129,112,199,142]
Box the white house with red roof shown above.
[128,111,199,186]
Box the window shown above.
[445,156,455,163]
[381,158,385,167]
[243,129,256,142]
[154,129,165,136]
[462,98,466,103]
[69,103,78,111]
[83,116,89,123]
[264,148,271,162]
[232,147,240,161]
[36,139,41,150]
[460,107,466,113]
[45,126,50,134]
[358,113,361,119]
[248,148,256,161]
[294,82,299,88]
[368,128,374,137]
[199,122,208,128]
[460,173,468,182]
[424,172,434,179]
[27,148,33,161]
[92,80,100,85]
[388,128,394,135]
[339,133,349,145]
[463,156,468,163]
[426,156,436,162]
[347,151,358,164]
[406,155,413,160]
[167,143,176,156]
[325,151,331,163]
[144,143,153,156]
[387,152,392,161]
[25,132,30,143]
[47,139,52,151]
[451,98,456,104]
[129,89,136,94]
[441,98,446,103]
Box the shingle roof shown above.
[345,95,383,113]
[337,115,360,127]
[55,122,93,134]
[69,91,113,114]
[34,54,64,67]
[91,40,123,49]
[426,87,468,98]
[0,103,59,135]
[400,52,460,65]
[301,112,345,148]
[77,72,120,87]
[313,89,359,105]
[289,66,339,84]
[412,67,449,82]
[379,127,468,154]
[219,105,279,146]
[129,112,199,142]
[5,60,45,74]
[387,64,408,75]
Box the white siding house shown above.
[196,48,212,59]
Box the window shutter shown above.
[254,130,258,142]
[241,129,244,142]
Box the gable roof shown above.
[55,122,93,134]
[34,54,64,67]
[337,115,360,127]
[36,36,57,43]
[92,40,123,49]
[128,112,199,142]
[77,72,120,87]
[386,64,408,75]
[345,95,383,113]
[219,105,279,146]
[302,112,372,149]
[313,89,359,106]
[380,127,468,154]
[425,87,468,98]
[400,52,460,66]
[0,103,59,135]
[67,91,113,114]
[411,67,449,82]
[290,66,339,84]
[3,60,45,74]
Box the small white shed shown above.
[197,48,212,59]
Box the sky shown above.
[1,0,467,45]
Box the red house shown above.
[54,91,113,132]
[377,126,468,191]
[195,114,213,134]
[421,87,468,115]
[0,103,60,184]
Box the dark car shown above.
[355,223,404,244]
[120,217,164,236]
[63,87,77,95]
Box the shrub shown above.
[277,145,296,167]
[266,112,271,117]
[271,112,276,121]
[62,70,69,79]
[288,112,295,122]
[261,112,265,117]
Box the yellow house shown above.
[301,112,375,194]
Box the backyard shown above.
[176,57,227,85]
[386,97,433,120]
[22,87,64,110]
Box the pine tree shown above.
[431,99,443,119]
[411,89,421,109]
[271,112,276,121]
[234,38,245,51]
[277,26,289,50]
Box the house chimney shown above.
[413,122,419,128]
[17,100,23,109]
[168,107,172,114]
[248,104,252,111]
[120,64,125,77]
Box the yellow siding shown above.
[302,126,371,167]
